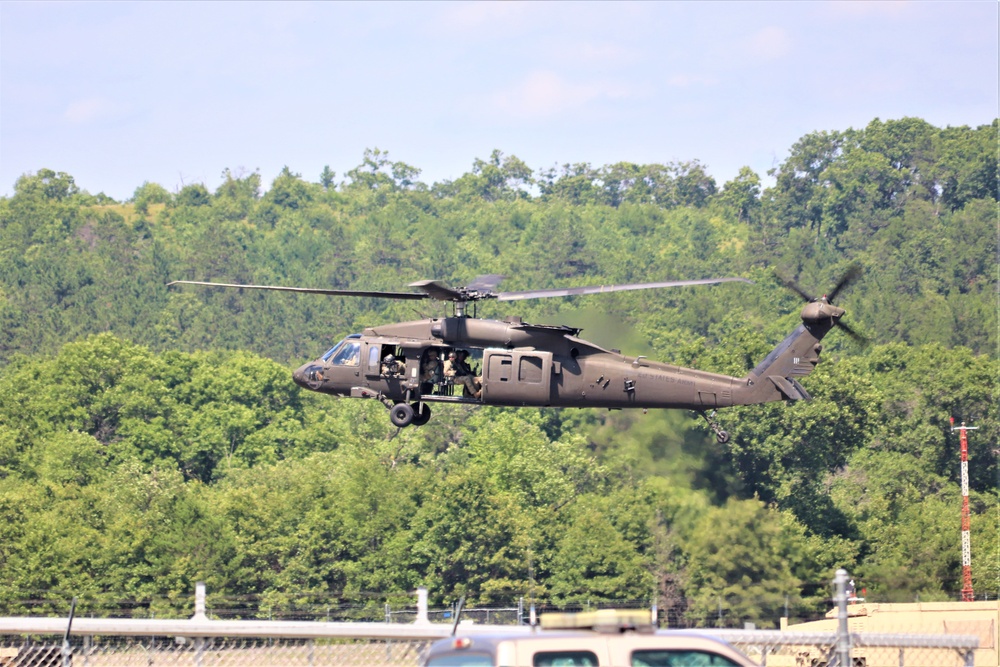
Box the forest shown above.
[0,116,997,626]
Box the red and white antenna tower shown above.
[951,417,977,602]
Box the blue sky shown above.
[1,1,997,201]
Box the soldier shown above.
[381,354,402,376]
[443,351,460,376]
[455,350,479,378]
[420,348,442,384]
[448,350,481,398]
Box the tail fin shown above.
[733,303,842,405]
[734,267,864,406]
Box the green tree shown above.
[132,181,172,215]
[174,183,211,207]
[682,498,811,627]
[718,167,762,224]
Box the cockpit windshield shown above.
[322,335,362,366]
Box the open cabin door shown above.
[482,349,553,405]
[365,342,382,378]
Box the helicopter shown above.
[168,268,863,443]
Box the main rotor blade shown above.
[464,274,505,293]
[408,280,466,302]
[827,263,862,303]
[774,272,816,303]
[495,277,753,302]
[167,280,430,300]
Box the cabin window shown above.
[368,345,380,369]
[489,355,513,382]
[534,651,598,667]
[519,356,543,383]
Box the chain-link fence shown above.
[0,572,986,667]
[712,630,979,667]
[0,630,980,667]
[0,636,433,667]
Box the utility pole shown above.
[951,418,977,602]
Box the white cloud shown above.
[63,97,119,125]
[486,70,633,120]
[745,26,792,61]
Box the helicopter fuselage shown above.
[292,315,757,413]
[171,271,855,440]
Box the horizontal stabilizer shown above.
[768,376,812,401]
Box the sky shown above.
[1,1,997,201]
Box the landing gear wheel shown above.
[410,402,431,426]
[698,410,731,445]
[389,403,414,428]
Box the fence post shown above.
[834,569,851,667]
[416,588,430,625]
[518,597,524,625]
[385,603,391,624]
[193,582,207,620]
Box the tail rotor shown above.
[775,264,868,346]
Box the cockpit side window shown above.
[330,341,361,366]
[322,341,344,362]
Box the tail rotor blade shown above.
[828,263,862,303]
[774,272,816,303]
[836,320,869,347]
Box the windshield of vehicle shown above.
[632,649,741,666]
[426,654,493,667]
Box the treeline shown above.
[0,117,997,623]
[1,118,995,364]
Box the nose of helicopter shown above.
[292,362,311,388]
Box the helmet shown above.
[383,354,395,363]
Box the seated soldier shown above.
[447,350,481,398]
[420,348,443,386]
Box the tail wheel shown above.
[410,402,431,426]
[715,430,730,444]
[389,403,414,428]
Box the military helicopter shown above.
[168,268,862,443]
